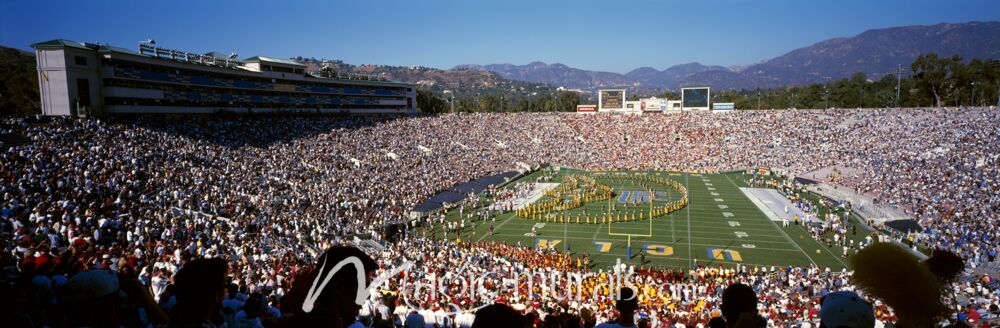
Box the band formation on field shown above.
[513,173,689,225]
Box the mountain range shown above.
[291,57,573,104]
[456,21,1000,91]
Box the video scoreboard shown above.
[681,87,711,110]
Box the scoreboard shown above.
[599,89,625,110]
[681,87,711,110]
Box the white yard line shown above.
[670,212,676,243]
[686,173,693,271]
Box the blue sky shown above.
[2,0,997,73]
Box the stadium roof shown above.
[31,39,94,50]
[30,39,412,85]
[97,45,140,55]
[243,56,306,67]
[32,40,146,57]
[204,51,230,59]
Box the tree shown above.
[557,91,580,112]
[911,53,961,107]
[659,90,680,100]
[318,63,337,78]
[416,89,448,113]
[850,72,867,108]
[954,59,999,107]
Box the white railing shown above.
[807,183,911,224]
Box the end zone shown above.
[739,187,815,223]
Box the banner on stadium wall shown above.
[712,102,735,111]
[641,97,662,111]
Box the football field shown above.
[426,168,852,271]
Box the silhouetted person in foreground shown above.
[472,303,526,328]
[707,317,727,328]
[819,291,875,328]
[276,246,378,328]
[58,270,168,328]
[721,283,766,328]
[595,287,640,328]
[234,292,267,328]
[169,257,229,327]
[851,243,951,327]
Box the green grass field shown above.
[426,169,854,271]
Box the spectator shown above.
[169,258,229,327]
[472,303,526,328]
[276,246,378,328]
[595,287,640,328]
[720,283,762,328]
[233,292,266,328]
[819,291,875,328]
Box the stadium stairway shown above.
[973,260,1000,277]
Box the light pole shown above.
[757,90,761,110]
[823,76,832,109]
[970,82,976,107]
[823,85,829,110]
[992,59,1000,107]
[443,90,455,113]
[860,79,873,109]
[888,65,909,109]
[896,68,902,108]
[751,80,761,110]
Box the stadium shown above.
[4,106,998,327]
[3,4,1000,328]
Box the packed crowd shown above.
[2,108,999,327]
[362,240,891,327]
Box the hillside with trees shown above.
[705,54,999,110]
[293,57,581,113]
[0,46,39,116]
